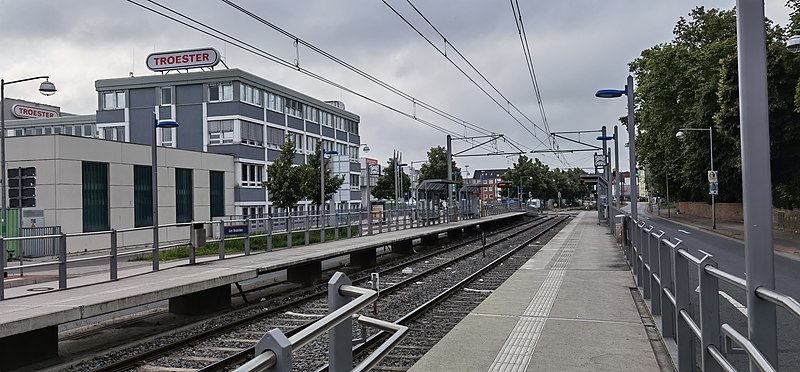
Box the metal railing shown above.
[0,205,523,300]
[235,272,408,372]
[609,206,798,371]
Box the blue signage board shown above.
[224,225,248,235]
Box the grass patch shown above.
[138,225,360,262]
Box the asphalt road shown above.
[629,204,800,370]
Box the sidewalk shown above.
[645,207,800,259]
[410,212,671,371]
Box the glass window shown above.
[82,162,109,232]
[160,127,175,147]
[208,119,235,145]
[102,126,126,142]
[134,165,153,227]
[267,92,283,112]
[284,98,303,118]
[307,137,318,152]
[241,121,264,146]
[240,163,264,187]
[161,87,172,105]
[210,171,225,218]
[267,127,285,148]
[209,82,233,102]
[240,83,262,106]
[305,106,318,122]
[287,132,303,149]
[175,168,193,223]
[83,124,94,137]
[102,91,125,110]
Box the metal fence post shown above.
[699,257,721,372]
[110,229,118,281]
[659,238,675,339]
[395,208,400,231]
[287,215,293,249]
[637,222,646,286]
[328,272,353,372]
[334,210,340,241]
[267,215,273,252]
[358,209,364,237]
[1,236,5,300]
[254,328,292,372]
[59,233,67,290]
[642,226,654,300]
[320,209,326,243]
[245,217,251,256]
[347,209,352,238]
[672,243,693,371]
[650,231,664,315]
[305,213,310,246]
[219,222,226,260]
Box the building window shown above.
[102,91,125,110]
[160,127,175,147]
[322,140,334,152]
[82,162,109,232]
[240,83,262,106]
[210,171,225,218]
[267,127,285,148]
[347,119,359,134]
[208,119,234,145]
[241,121,264,146]
[320,111,332,127]
[175,168,193,223]
[241,163,264,187]
[350,174,360,187]
[284,98,303,118]
[304,106,318,122]
[160,87,172,105]
[101,126,126,142]
[306,136,318,152]
[287,132,303,149]
[267,92,283,112]
[134,165,153,227]
[209,82,233,102]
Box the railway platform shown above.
[409,211,673,371]
[0,211,524,370]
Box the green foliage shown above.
[372,158,411,200]
[631,5,800,207]
[300,143,345,206]
[264,138,305,210]
[419,146,462,183]
[501,155,587,204]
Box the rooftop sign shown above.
[12,104,58,119]
[146,48,220,72]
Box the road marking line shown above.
[719,290,748,317]
[678,229,691,234]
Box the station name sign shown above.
[12,104,58,119]
[146,48,220,72]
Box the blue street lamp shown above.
[152,116,178,271]
[320,149,338,242]
[596,75,638,219]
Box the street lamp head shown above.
[156,120,179,129]
[323,150,338,155]
[675,130,685,139]
[788,35,800,53]
[38,79,56,96]
[595,89,625,98]
[596,135,614,141]
[360,144,370,153]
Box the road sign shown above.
[368,164,380,176]
[594,154,606,167]
[709,181,719,195]
[708,170,718,182]
[557,191,562,198]
[224,225,248,235]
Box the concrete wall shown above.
[677,201,800,235]
[7,135,235,253]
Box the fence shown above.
[0,203,523,300]
[611,205,799,371]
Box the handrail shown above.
[721,324,777,372]
[680,309,701,339]
[3,233,62,241]
[290,284,377,351]
[352,315,409,372]
[661,238,682,249]
[756,286,800,319]
[705,265,747,290]
[664,287,676,306]
[234,350,277,372]
[677,248,703,265]
[708,344,737,372]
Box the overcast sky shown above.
[0,0,791,176]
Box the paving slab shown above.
[410,212,664,372]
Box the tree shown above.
[630,6,800,208]
[264,138,304,211]
[372,158,410,200]
[419,146,462,182]
[299,142,344,207]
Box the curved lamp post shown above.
[359,144,374,235]
[595,75,638,219]
[320,149,338,242]
[676,127,715,229]
[152,116,178,271]
[598,126,616,232]
[1,76,56,297]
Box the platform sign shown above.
[708,170,718,182]
[224,225,248,235]
[594,154,606,167]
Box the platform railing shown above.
[608,206,797,371]
[235,272,408,372]
[0,205,523,300]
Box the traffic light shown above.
[8,167,36,208]
[497,182,513,188]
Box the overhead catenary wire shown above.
[128,0,509,152]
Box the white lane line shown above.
[719,290,748,317]
[677,229,691,234]
[463,288,493,293]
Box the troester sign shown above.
[12,104,58,119]
[146,48,220,72]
